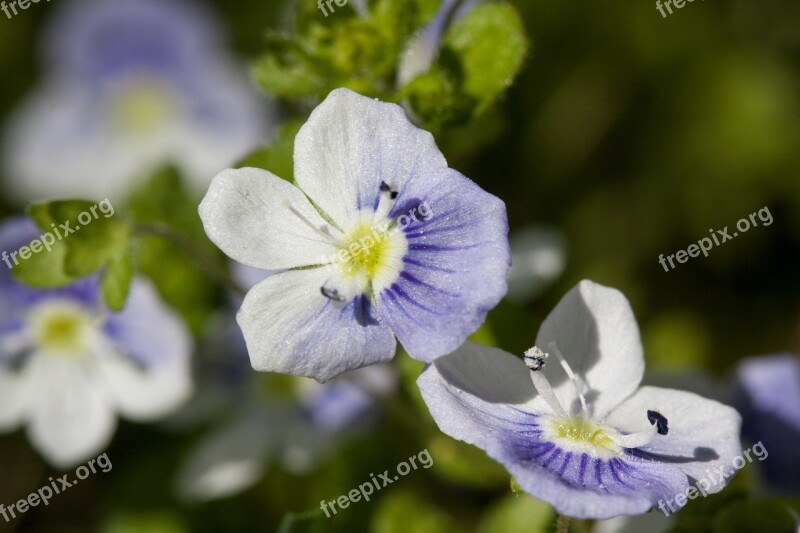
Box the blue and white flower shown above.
[199,88,509,382]
[2,0,268,202]
[732,353,800,496]
[418,280,742,519]
[0,219,192,468]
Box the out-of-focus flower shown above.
[0,218,192,468]
[732,353,800,496]
[2,0,268,202]
[176,356,396,502]
[418,280,742,519]
[506,226,566,302]
[200,88,509,382]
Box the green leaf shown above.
[101,511,188,533]
[442,2,528,113]
[236,120,303,181]
[426,434,508,489]
[252,34,327,99]
[27,199,131,278]
[101,255,133,312]
[12,199,131,291]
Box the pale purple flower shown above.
[418,280,742,519]
[0,219,192,467]
[199,88,509,382]
[3,0,268,201]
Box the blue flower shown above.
[0,218,192,467]
[418,280,742,519]
[199,88,510,382]
[732,353,800,496]
[2,0,268,202]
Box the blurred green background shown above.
[0,0,798,531]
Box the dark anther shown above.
[647,410,669,435]
[320,286,345,302]
[379,181,398,199]
[523,348,547,372]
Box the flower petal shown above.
[293,88,448,228]
[99,279,193,420]
[26,356,116,468]
[199,167,338,270]
[376,167,509,361]
[238,268,396,382]
[0,363,33,431]
[176,408,271,502]
[535,280,644,418]
[605,385,742,495]
[418,345,689,520]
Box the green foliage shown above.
[101,511,188,533]
[253,0,528,132]
[13,199,133,310]
[371,490,462,533]
[125,167,223,333]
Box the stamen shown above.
[609,410,669,449]
[320,286,345,302]
[374,181,398,221]
[524,346,568,418]
[548,341,588,416]
[283,200,341,245]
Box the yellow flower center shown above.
[29,301,94,356]
[543,416,621,458]
[111,80,175,135]
[332,214,407,294]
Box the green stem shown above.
[556,514,570,533]
[134,222,246,298]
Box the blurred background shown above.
[0,0,798,531]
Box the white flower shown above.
[0,219,193,467]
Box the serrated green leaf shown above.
[9,232,72,288]
[443,2,528,112]
[101,255,133,312]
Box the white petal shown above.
[0,361,34,431]
[199,167,338,270]
[605,385,743,494]
[176,409,271,502]
[26,356,116,469]
[535,280,644,418]
[237,268,396,382]
[293,88,448,228]
[417,342,542,451]
[99,279,193,420]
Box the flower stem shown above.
[556,514,570,533]
[134,222,246,297]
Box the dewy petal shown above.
[376,167,509,361]
[535,280,644,418]
[99,279,192,420]
[418,344,689,520]
[293,88,448,228]
[605,386,743,495]
[238,268,396,382]
[26,356,116,468]
[199,167,338,270]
